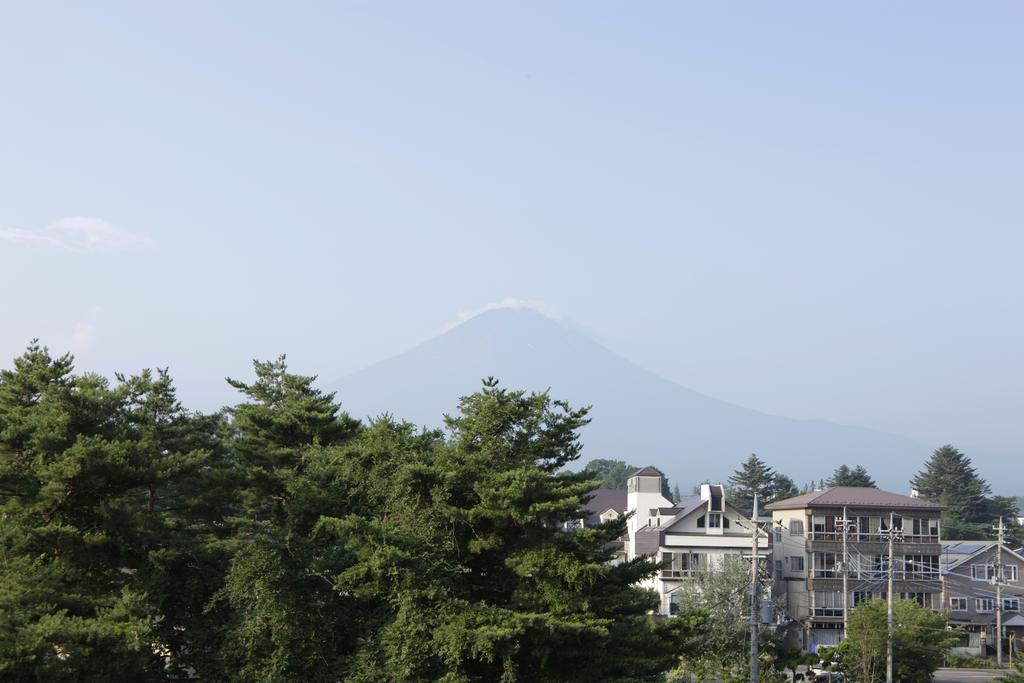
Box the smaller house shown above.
[624,468,768,616]
[942,540,1024,657]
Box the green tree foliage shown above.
[581,457,673,500]
[1,346,707,681]
[828,464,877,488]
[772,473,799,501]
[226,355,360,509]
[669,557,778,680]
[996,662,1024,681]
[215,357,368,680]
[0,343,225,680]
[728,454,775,511]
[419,380,696,680]
[670,557,750,675]
[772,645,816,681]
[839,598,957,683]
[911,444,1019,540]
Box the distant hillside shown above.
[329,308,928,490]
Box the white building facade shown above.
[623,467,769,615]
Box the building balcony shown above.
[807,531,939,543]
[661,569,701,580]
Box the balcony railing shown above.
[808,531,939,543]
[661,569,701,579]
[811,568,939,581]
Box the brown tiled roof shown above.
[764,486,945,511]
[631,466,664,477]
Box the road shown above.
[933,668,1006,682]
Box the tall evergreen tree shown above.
[910,444,1017,540]
[772,473,800,501]
[226,355,360,515]
[828,464,877,488]
[0,343,222,680]
[911,445,988,533]
[728,454,775,511]
[403,379,697,681]
[216,357,365,679]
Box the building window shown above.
[811,515,838,540]
[662,551,704,579]
[697,515,705,528]
[773,528,782,543]
[789,519,804,536]
[789,556,805,572]
[775,559,783,580]
[902,554,939,579]
[813,591,843,617]
[900,592,933,608]
[977,598,995,613]
[1005,564,1019,582]
[852,591,874,607]
[910,517,940,539]
[950,597,968,611]
[813,552,840,579]
[972,564,996,581]
[708,513,722,529]
[858,554,889,580]
[1004,598,1021,612]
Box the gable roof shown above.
[631,466,664,477]
[582,488,627,526]
[663,495,707,523]
[764,486,945,512]
[941,540,1024,574]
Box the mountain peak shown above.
[333,311,926,489]
[442,300,562,334]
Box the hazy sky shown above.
[2,3,1021,483]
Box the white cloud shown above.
[0,217,155,251]
[442,298,560,332]
[0,226,66,248]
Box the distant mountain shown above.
[329,308,927,491]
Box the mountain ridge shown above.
[329,308,927,490]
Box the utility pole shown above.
[996,516,1005,669]
[841,505,850,639]
[749,493,760,683]
[885,511,903,683]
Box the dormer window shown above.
[697,515,705,528]
[709,486,723,511]
[709,513,722,529]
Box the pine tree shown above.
[405,378,696,681]
[911,445,995,539]
[828,464,877,488]
[910,446,1022,542]
[728,453,775,511]
[217,358,366,679]
[0,343,223,679]
[226,355,360,514]
[772,473,800,501]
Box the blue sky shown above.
[1,3,1021,486]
